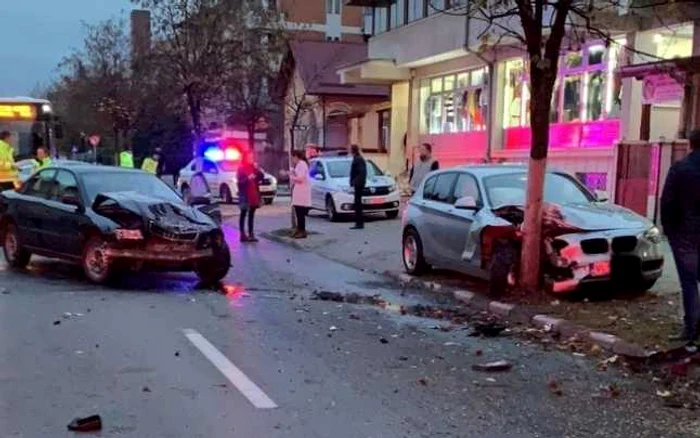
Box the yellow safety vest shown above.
[119,151,134,168]
[34,157,53,171]
[0,139,18,186]
[141,157,158,174]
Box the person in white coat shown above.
[290,150,311,239]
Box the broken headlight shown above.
[643,226,662,244]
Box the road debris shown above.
[53,320,61,326]
[329,326,338,332]
[417,377,428,386]
[175,351,180,357]
[469,319,507,337]
[380,337,389,344]
[67,415,102,432]
[1,288,9,295]
[548,379,564,396]
[472,360,513,372]
[349,313,361,320]
[657,390,673,398]
[443,342,460,346]
[598,383,621,399]
[142,386,152,393]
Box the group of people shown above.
[0,130,54,191]
[118,145,163,177]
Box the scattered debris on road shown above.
[417,377,428,386]
[548,379,564,396]
[53,320,61,326]
[329,326,338,332]
[472,360,513,372]
[469,319,507,337]
[380,337,389,344]
[349,313,361,320]
[175,351,180,357]
[67,415,102,432]
[1,288,9,295]
[143,386,152,393]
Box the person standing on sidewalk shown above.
[349,144,367,230]
[409,143,439,195]
[290,151,311,239]
[661,128,700,343]
[237,153,263,243]
[0,131,18,191]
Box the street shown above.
[1,200,698,437]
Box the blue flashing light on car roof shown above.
[204,147,225,162]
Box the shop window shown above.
[378,110,391,153]
[429,0,444,14]
[587,71,604,121]
[420,68,488,135]
[588,45,605,65]
[503,59,526,128]
[408,0,424,21]
[563,75,582,122]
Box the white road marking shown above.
[183,328,278,409]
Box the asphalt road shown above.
[0,213,698,437]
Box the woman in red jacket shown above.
[237,153,264,242]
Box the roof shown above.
[446,164,568,177]
[289,40,389,97]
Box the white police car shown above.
[309,155,400,221]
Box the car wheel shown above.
[82,236,112,284]
[489,241,518,297]
[181,184,191,202]
[220,185,233,204]
[385,210,399,220]
[402,228,429,275]
[3,223,31,269]
[196,242,231,285]
[326,196,338,222]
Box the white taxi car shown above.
[177,157,277,204]
[309,155,400,221]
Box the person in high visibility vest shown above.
[141,149,160,175]
[33,145,53,172]
[119,145,134,168]
[0,131,19,191]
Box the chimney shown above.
[130,9,151,69]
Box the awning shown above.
[338,59,410,85]
[618,56,700,80]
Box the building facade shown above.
[339,1,700,199]
[277,0,365,42]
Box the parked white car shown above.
[177,157,277,204]
[308,156,400,221]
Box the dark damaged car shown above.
[401,165,664,296]
[0,165,230,284]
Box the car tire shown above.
[220,185,233,204]
[2,223,31,269]
[196,242,231,285]
[385,210,399,220]
[82,236,112,284]
[326,196,339,222]
[489,241,518,297]
[181,184,191,202]
[402,228,429,276]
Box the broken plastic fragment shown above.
[472,360,513,372]
[67,415,102,432]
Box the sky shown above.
[1,0,133,96]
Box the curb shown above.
[383,271,650,359]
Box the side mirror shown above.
[594,190,609,203]
[61,193,83,210]
[454,196,478,210]
[313,173,325,181]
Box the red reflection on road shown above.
[223,284,248,308]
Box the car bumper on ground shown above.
[331,190,401,214]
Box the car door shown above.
[202,159,221,196]
[179,159,196,191]
[442,172,483,266]
[42,170,87,258]
[417,172,458,263]
[15,169,57,248]
[309,160,327,208]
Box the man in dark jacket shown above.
[661,128,700,342]
[349,144,367,230]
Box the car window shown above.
[453,173,481,204]
[316,161,325,177]
[431,173,458,204]
[423,175,437,200]
[51,170,80,201]
[326,160,383,178]
[202,160,218,174]
[23,169,57,198]
[484,172,593,207]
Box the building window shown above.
[502,40,626,128]
[326,0,341,14]
[378,110,391,152]
[374,7,388,33]
[428,0,445,15]
[391,1,406,28]
[408,0,424,21]
[420,67,488,135]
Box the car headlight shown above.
[644,226,662,244]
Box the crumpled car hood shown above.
[93,191,217,231]
[553,203,652,231]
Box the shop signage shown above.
[642,74,683,105]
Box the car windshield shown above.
[484,172,593,207]
[82,172,183,204]
[326,160,383,178]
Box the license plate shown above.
[591,261,611,277]
[363,197,385,205]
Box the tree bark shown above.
[519,66,555,293]
[185,87,202,151]
[288,126,297,230]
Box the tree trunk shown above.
[185,87,202,153]
[519,70,554,293]
[247,121,256,154]
[288,126,297,230]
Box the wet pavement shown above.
[0,219,699,437]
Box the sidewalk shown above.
[251,199,684,352]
